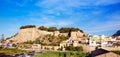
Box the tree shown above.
[38,26,48,31]
[70,27,80,32]
[20,25,36,29]
[59,28,70,33]
[68,31,71,37]
[59,27,83,33]
[80,30,84,33]
[48,27,58,32]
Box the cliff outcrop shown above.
[7,28,87,43]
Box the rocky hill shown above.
[6,25,88,45]
[113,30,120,36]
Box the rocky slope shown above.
[7,27,87,43]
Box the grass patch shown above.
[33,51,88,57]
[111,50,120,55]
[0,48,28,55]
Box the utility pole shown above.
[1,34,4,43]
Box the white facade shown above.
[89,40,98,46]
[89,35,100,47]
[101,41,107,47]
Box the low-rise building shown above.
[32,44,41,49]
[89,35,100,46]
[88,35,118,47]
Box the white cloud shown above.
[87,21,120,33]
[95,0,120,6]
[35,0,120,18]
[1,0,120,37]
[40,21,73,27]
[4,0,33,7]
[36,0,120,8]
[28,17,74,27]
[86,12,120,33]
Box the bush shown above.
[75,46,83,51]
[23,40,34,44]
[112,50,120,55]
[59,35,69,40]
[0,48,28,55]
[57,46,63,51]
[59,27,83,33]
[48,27,58,32]
[38,26,48,31]
[12,44,17,47]
[20,25,36,29]
[65,46,83,51]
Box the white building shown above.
[89,35,100,46]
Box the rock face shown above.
[70,31,83,39]
[7,28,54,43]
[70,31,88,40]
[113,30,120,36]
[7,28,87,43]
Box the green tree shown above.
[70,28,79,31]
[20,25,36,29]
[59,28,70,33]
[48,27,58,32]
[59,27,83,33]
[38,26,48,31]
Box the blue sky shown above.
[0,0,120,38]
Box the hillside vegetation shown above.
[0,48,28,55]
[20,25,36,29]
[20,25,84,32]
[23,35,69,46]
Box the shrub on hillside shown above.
[59,27,84,33]
[38,26,48,31]
[48,27,58,32]
[20,25,36,29]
